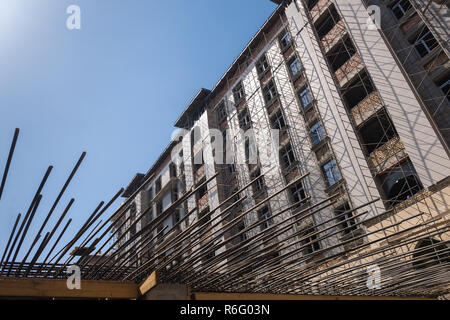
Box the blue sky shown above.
[0,0,276,262]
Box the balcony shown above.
[310,0,332,23]
[321,20,347,53]
[335,54,364,87]
[367,137,408,175]
[351,92,384,127]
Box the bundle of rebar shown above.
[0,127,448,298]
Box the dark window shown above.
[412,238,450,270]
[217,101,227,121]
[342,71,374,109]
[146,207,153,224]
[310,121,325,145]
[263,80,278,104]
[130,223,136,237]
[256,54,270,75]
[288,56,302,77]
[306,0,319,10]
[298,87,313,108]
[335,203,357,235]
[172,184,179,202]
[198,184,208,199]
[198,210,211,227]
[390,0,412,20]
[238,108,251,129]
[270,110,286,130]
[130,203,136,219]
[156,201,163,216]
[173,209,181,225]
[411,27,438,58]
[279,29,291,51]
[359,111,397,154]
[147,187,153,203]
[379,159,423,207]
[237,222,247,242]
[250,168,264,194]
[233,82,245,102]
[258,206,273,230]
[155,177,162,194]
[280,144,296,169]
[222,130,228,159]
[204,250,215,262]
[157,225,164,240]
[322,159,341,187]
[301,228,320,255]
[326,37,357,72]
[170,163,177,178]
[315,5,341,39]
[228,186,240,203]
[253,177,265,194]
[222,129,227,145]
[436,77,450,103]
[290,181,306,203]
[245,139,250,163]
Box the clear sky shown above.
[0,0,277,262]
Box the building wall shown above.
[115,0,450,277]
[215,16,345,256]
[335,0,450,188]
[285,1,384,222]
[367,0,450,149]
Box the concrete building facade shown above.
[111,0,450,294]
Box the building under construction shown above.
[0,0,449,300]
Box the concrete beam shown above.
[142,283,189,300]
[191,292,435,300]
[0,277,139,299]
[138,271,158,296]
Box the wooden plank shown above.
[138,271,158,296]
[0,277,139,299]
[192,292,434,300]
